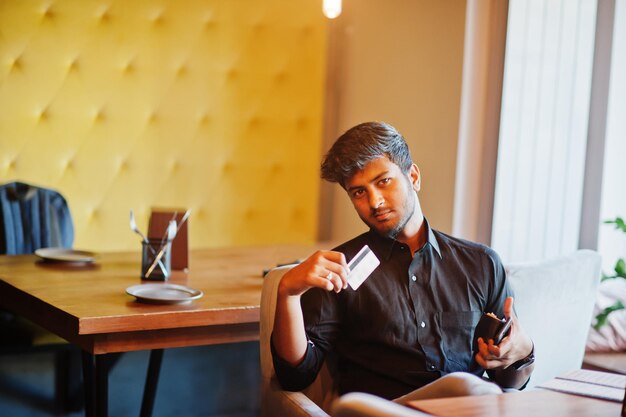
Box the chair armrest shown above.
[331,393,432,417]
[262,378,330,417]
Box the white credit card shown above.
[347,245,380,290]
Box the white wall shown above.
[320,0,467,242]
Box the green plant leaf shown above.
[604,217,626,233]
[594,301,625,330]
[615,259,626,278]
[601,259,626,281]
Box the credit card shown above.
[347,245,380,290]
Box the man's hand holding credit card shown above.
[346,245,380,290]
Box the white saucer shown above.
[35,247,96,263]
[126,283,203,304]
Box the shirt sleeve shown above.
[483,246,514,317]
[270,287,341,391]
[271,337,323,391]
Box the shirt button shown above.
[420,321,426,328]
[430,364,436,370]
[411,275,417,282]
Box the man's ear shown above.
[409,164,421,192]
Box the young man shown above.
[271,122,535,403]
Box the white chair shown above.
[260,250,602,416]
[505,249,601,387]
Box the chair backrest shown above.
[260,265,337,415]
[0,181,73,254]
[505,249,601,387]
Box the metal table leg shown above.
[82,351,111,417]
[140,349,164,417]
[81,351,95,417]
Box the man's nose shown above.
[369,190,384,209]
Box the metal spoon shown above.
[130,209,148,243]
[175,209,192,234]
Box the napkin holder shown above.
[148,208,189,271]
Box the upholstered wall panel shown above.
[0,0,326,251]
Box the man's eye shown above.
[379,178,391,186]
[352,189,364,198]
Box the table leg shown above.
[95,355,109,417]
[82,351,95,417]
[140,349,164,417]
[82,351,111,417]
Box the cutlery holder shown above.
[141,238,172,280]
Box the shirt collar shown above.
[369,217,442,260]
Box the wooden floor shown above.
[0,343,260,417]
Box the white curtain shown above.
[492,0,598,263]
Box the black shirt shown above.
[272,220,512,399]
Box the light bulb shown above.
[323,0,342,19]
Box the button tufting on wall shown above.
[121,59,135,75]
[92,108,105,124]
[226,68,238,80]
[296,117,308,130]
[271,163,283,174]
[118,158,128,172]
[175,64,188,78]
[149,9,165,25]
[291,207,304,219]
[202,16,216,30]
[198,112,210,125]
[252,22,265,33]
[40,4,55,21]
[63,158,74,172]
[67,58,79,73]
[300,25,313,37]
[35,107,50,123]
[146,111,158,124]
[95,5,111,22]
[274,70,287,84]
[9,56,23,73]
[248,116,260,128]
[89,208,100,221]
[245,208,256,219]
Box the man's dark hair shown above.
[321,122,413,187]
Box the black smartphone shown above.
[493,318,512,345]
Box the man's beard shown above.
[367,179,416,239]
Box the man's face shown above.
[345,156,421,239]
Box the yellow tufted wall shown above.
[0,0,326,251]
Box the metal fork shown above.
[130,209,167,276]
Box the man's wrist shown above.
[510,344,535,371]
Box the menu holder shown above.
[148,208,189,271]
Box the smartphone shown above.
[493,318,513,345]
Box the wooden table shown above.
[408,389,622,417]
[0,244,325,417]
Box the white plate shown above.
[35,247,96,263]
[126,283,203,304]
